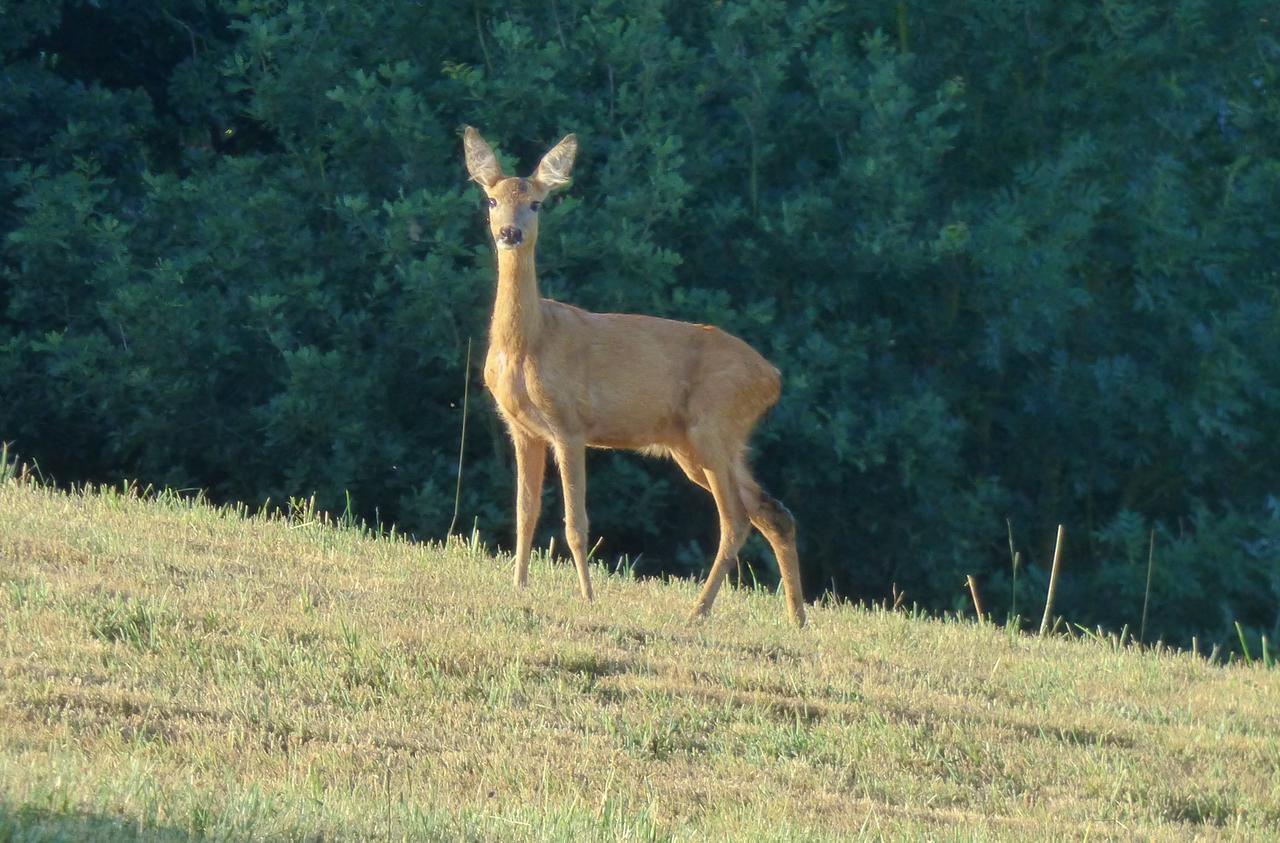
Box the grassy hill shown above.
[1,475,1277,841]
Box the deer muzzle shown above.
[497,225,524,248]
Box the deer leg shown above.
[511,428,547,589]
[678,449,805,627]
[735,462,806,628]
[674,450,744,587]
[689,458,751,620]
[554,438,594,602]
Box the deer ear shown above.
[532,133,577,191]
[463,126,503,188]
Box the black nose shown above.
[498,225,523,245]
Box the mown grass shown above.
[1,476,1278,841]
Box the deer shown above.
[462,126,806,627]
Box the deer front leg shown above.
[553,437,594,602]
[512,428,547,589]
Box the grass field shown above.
[1,474,1278,841]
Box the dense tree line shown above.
[3,0,1278,649]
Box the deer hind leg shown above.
[686,444,751,620]
[735,461,806,628]
[676,448,806,628]
[553,437,594,602]
[673,449,743,589]
[511,428,547,589]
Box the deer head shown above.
[463,126,577,251]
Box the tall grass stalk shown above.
[1010,551,1021,624]
[1005,519,1018,619]
[447,337,473,538]
[1236,622,1253,665]
[1039,524,1065,636]
[340,490,357,530]
[1140,529,1156,644]
[966,575,985,624]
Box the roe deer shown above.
[462,126,805,627]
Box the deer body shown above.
[465,127,805,627]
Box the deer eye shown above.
[529,201,541,212]
[487,197,497,208]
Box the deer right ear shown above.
[463,126,503,188]
[532,133,577,192]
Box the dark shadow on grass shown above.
[0,800,195,842]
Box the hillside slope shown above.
[1,478,1277,841]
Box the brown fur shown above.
[463,127,805,627]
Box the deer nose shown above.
[497,225,523,246]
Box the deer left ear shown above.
[533,133,577,191]
[463,126,504,188]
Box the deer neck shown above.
[490,246,543,354]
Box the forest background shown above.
[3,0,1278,650]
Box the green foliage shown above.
[2,0,1278,649]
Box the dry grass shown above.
[1,476,1278,841]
